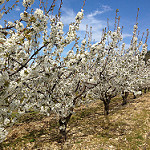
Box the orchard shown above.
[0,0,150,148]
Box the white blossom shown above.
[23,0,34,7]
[4,118,10,125]
[0,0,4,5]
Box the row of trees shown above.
[0,0,150,145]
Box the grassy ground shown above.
[0,92,150,150]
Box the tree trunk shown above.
[59,113,72,144]
[103,100,110,116]
[144,88,147,93]
[102,99,111,125]
[122,91,129,105]
[133,92,136,99]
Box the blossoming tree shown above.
[0,0,95,143]
[82,19,149,114]
[0,0,149,145]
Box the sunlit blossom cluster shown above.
[0,0,5,5]
[23,0,35,7]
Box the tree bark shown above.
[122,91,129,105]
[133,92,136,99]
[59,113,72,144]
[103,100,110,115]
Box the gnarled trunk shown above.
[133,92,136,99]
[59,113,72,144]
[122,91,129,105]
[103,99,110,116]
[103,99,111,125]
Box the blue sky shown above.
[1,0,150,50]
[61,0,150,49]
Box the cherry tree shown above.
[82,18,149,114]
[0,0,95,144]
[0,0,149,146]
[119,26,149,103]
[0,0,82,143]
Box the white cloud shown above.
[61,7,76,24]
[87,5,112,18]
[78,16,106,41]
[125,43,131,49]
[61,6,132,42]
[122,33,132,38]
[15,6,20,11]
[87,10,104,18]
[61,7,107,41]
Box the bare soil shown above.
[0,92,150,150]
